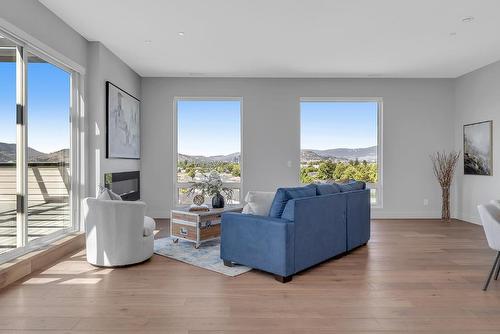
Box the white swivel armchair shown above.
[83,198,155,267]
[477,202,500,290]
[491,200,500,209]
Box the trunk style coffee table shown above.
[170,205,243,248]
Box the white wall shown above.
[454,60,500,224]
[141,78,455,218]
[0,0,87,69]
[87,42,141,196]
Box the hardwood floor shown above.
[0,219,499,333]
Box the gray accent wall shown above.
[86,42,141,197]
[0,1,141,199]
[454,60,500,224]
[141,78,455,219]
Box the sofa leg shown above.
[223,260,233,267]
[274,274,293,283]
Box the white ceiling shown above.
[40,0,500,78]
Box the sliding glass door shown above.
[0,32,78,261]
[0,41,17,255]
[26,53,71,243]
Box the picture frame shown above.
[106,81,141,159]
[463,120,493,176]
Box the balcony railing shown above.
[0,162,70,255]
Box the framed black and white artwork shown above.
[463,120,492,175]
[106,81,140,159]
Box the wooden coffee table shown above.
[170,205,243,248]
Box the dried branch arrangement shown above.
[430,151,460,222]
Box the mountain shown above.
[300,150,325,161]
[178,146,376,164]
[178,152,240,164]
[302,146,377,162]
[0,142,69,163]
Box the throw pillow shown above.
[339,180,366,192]
[96,186,123,201]
[108,189,123,201]
[269,185,316,218]
[97,187,112,200]
[242,191,276,216]
[315,183,341,195]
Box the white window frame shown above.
[0,25,84,264]
[173,97,243,208]
[299,97,383,208]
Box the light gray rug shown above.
[154,237,252,277]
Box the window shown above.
[300,99,382,207]
[0,31,80,262]
[175,99,241,206]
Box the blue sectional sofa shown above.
[220,181,370,282]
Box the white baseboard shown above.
[455,214,481,225]
[371,210,441,219]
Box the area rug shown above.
[154,237,252,277]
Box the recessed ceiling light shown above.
[178,32,185,37]
[462,16,474,23]
[144,40,152,44]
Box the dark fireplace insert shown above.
[104,171,140,201]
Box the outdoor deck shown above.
[0,164,70,255]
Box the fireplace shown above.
[104,171,140,201]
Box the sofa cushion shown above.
[143,216,156,237]
[339,180,366,192]
[269,184,316,218]
[242,191,276,216]
[315,183,341,195]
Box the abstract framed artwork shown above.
[463,120,492,175]
[106,81,140,159]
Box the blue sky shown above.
[301,101,378,150]
[0,56,70,154]
[177,100,378,157]
[177,100,241,156]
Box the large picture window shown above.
[300,99,382,206]
[0,31,79,262]
[175,99,241,206]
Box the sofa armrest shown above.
[345,189,371,250]
[220,212,294,276]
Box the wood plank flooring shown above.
[0,219,499,333]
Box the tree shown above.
[317,160,336,180]
[187,168,196,180]
[231,164,241,177]
[300,168,314,183]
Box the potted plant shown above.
[187,171,234,208]
[430,151,460,222]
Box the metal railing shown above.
[0,162,70,254]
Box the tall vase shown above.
[441,186,450,222]
[212,192,225,209]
